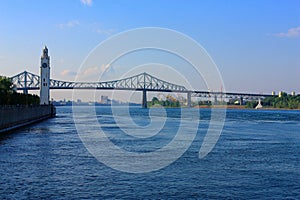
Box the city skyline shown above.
[1,0,299,101]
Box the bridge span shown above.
[10,70,273,108]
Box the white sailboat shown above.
[255,98,263,109]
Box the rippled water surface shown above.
[0,107,299,199]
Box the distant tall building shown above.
[40,46,50,105]
[101,95,108,104]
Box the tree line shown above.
[148,97,181,108]
[0,76,40,105]
[246,92,300,109]
[147,93,300,109]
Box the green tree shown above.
[0,76,40,105]
[0,76,13,104]
[0,76,13,94]
[262,93,300,109]
[245,101,257,108]
[151,97,159,105]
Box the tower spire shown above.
[42,45,49,59]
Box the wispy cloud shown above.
[80,0,92,6]
[83,66,101,77]
[82,64,111,76]
[273,26,300,38]
[76,64,115,81]
[61,69,77,77]
[58,20,80,29]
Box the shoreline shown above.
[193,105,300,111]
[54,104,300,111]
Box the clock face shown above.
[42,63,47,68]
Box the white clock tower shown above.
[40,46,50,105]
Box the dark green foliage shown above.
[0,76,40,105]
[151,97,159,105]
[147,97,181,108]
[198,101,212,106]
[245,101,257,108]
[0,76,14,94]
[262,93,300,109]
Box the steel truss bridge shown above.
[10,71,273,108]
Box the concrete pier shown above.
[187,92,192,107]
[142,90,147,108]
[0,105,56,133]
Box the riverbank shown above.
[193,105,300,110]
[0,105,56,133]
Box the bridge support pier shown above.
[142,90,147,108]
[23,71,28,94]
[187,92,192,108]
[23,89,28,95]
[214,94,217,103]
[240,97,243,105]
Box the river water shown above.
[0,106,299,199]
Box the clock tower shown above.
[40,46,50,105]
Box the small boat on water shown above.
[255,99,263,109]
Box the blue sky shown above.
[0,0,299,100]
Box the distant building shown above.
[100,95,108,104]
